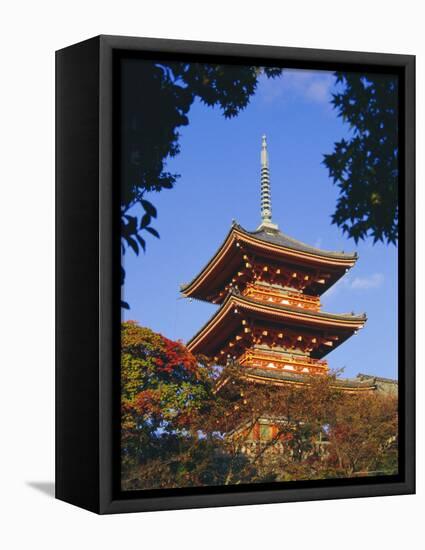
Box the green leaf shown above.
[136,234,146,252]
[140,213,151,229]
[145,226,160,239]
[160,180,174,189]
[126,236,139,255]
[141,199,157,218]
[123,215,138,233]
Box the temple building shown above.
[182,135,378,393]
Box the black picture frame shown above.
[56,34,415,514]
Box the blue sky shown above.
[122,67,398,380]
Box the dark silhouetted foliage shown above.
[119,60,281,308]
[324,72,398,245]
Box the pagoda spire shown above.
[259,135,278,231]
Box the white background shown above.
[0,1,422,548]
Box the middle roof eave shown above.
[186,291,366,355]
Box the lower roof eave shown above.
[215,367,377,392]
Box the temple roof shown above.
[181,223,358,301]
[187,290,366,358]
[246,225,356,260]
[357,373,398,384]
[217,367,377,392]
[356,373,398,395]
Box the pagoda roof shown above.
[357,373,398,384]
[217,367,377,392]
[187,290,366,358]
[247,224,357,260]
[181,223,358,301]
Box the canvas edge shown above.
[61,35,415,515]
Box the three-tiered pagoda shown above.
[181,136,374,392]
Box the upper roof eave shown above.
[181,223,358,298]
[180,224,236,294]
[239,224,357,261]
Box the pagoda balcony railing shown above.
[237,348,328,375]
[242,284,321,311]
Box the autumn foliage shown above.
[121,322,212,467]
[121,322,398,490]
